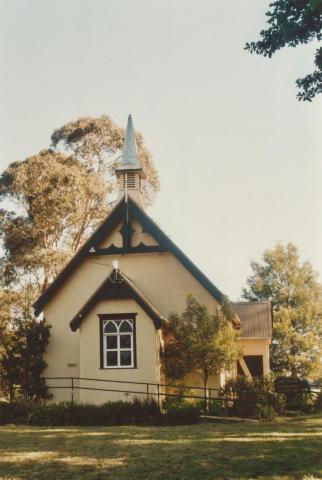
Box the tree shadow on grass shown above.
[0,419,321,480]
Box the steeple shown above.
[115,115,145,208]
[121,114,140,168]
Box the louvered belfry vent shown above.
[123,172,136,189]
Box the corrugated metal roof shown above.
[232,301,272,338]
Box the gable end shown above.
[34,196,226,316]
[70,269,165,331]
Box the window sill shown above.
[99,366,138,370]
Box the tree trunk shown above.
[203,374,209,411]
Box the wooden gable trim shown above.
[70,269,164,332]
[33,199,125,316]
[86,244,166,256]
[127,197,225,304]
[34,195,226,316]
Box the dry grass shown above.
[0,415,321,479]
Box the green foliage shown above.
[314,391,322,410]
[162,295,241,393]
[0,319,51,402]
[29,398,163,426]
[255,403,276,421]
[284,392,315,414]
[0,398,201,426]
[162,401,201,425]
[0,150,109,290]
[197,398,225,416]
[220,376,277,418]
[0,400,32,425]
[243,242,322,379]
[51,115,159,207]
[245,0,322,101]
[0,114,159,311]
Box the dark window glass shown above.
[120,320,132,332]
[104,321,117,333]
[120,335,131,349]
[244,355,264,377]
[106,335,117,349]
[238,356,264,377]
[106,351,118,366]
[120,350,132,366]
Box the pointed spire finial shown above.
[122,114,140,167]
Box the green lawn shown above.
[0,416,321,480]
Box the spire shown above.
[115,114,145,208]
[121,114,140,168]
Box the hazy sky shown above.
[0,0,321,299]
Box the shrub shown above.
[163,401,201,425]
[284,393,315,415]
[314,392,322,411]
[194,398,225,417]
[0,400,33,425]
[219,376,276,418]
[255,403,276,421]
[29,402,72,426]
[0,398,169,426]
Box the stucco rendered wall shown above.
[78,298,161,404]
[43,300,80,403]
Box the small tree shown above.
[0,317,51,402]
[163,295,241,399]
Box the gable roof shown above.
[70,268,165,331]
[232,301,272,338]
[34,195,226,316]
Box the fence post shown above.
[157,384,160,406]
[71,377,74,405]
[146,383,149,401]
[276,393,280,415]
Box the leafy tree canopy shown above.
[243,242,322,379]
[163,295,241,394]
[0,150,108,291]
[0,115,159,293]
[51,115,159,205]
[245,0,322,101]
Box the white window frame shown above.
[103,318,134,369]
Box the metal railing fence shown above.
[45,376,277,409]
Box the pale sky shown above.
[0,0,321,299]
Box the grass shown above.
[0,415,321,480]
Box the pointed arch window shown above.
[99,314,136,369]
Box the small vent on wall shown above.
[123,172,136,189]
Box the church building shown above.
[34,115,272,404]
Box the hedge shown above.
[0,398,201,426]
